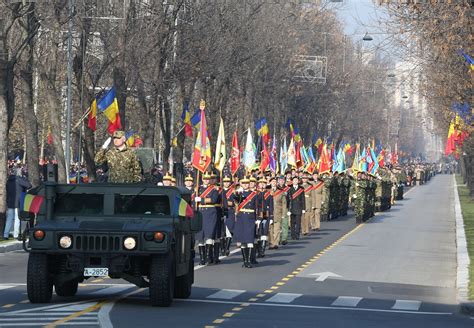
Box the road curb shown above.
[453,175,471,313]
[0,241,23,253]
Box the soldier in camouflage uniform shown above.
[354,171,366,223]
[95,130,142,183]
[339,171,351,216]
[329,172,340,220]
[367,174,376,218]
[320,173,331,221]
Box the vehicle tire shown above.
[55,280,78,297]
[174,259,193,299]
[27,253,53,303]
[149,254,174,307]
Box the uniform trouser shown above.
[311,209,321,230]
[280,215,289,242]
[301,212,311,234]
[269,218,281,247]
[290,214,301,239]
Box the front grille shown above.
[75,235,121,251]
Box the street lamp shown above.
[362,32,373,41]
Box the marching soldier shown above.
[311,172,323,231]
[257,178,272,257]
[233,176,258,268]
[195,172,220,265]
[162,173,173,187]
[354,171,366,223]
[94,130,142,183]
[301,174,313,236]
[321,172,331,221]
[221,176,235,256]
[184,174,194,192]
[287,176,305,240]
[277,175,290,245]
[269,176,286,249]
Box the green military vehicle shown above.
[24,182,201,307]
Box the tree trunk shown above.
[19,4,40,186]
[0,18,8,236]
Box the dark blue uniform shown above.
[196,185,219,242]
[233,190,257,244]
[223,186,236,233]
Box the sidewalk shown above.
[0,240,23,253]
[299,174,457,304]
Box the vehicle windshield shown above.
[54,193,104,215]
[114,194,170,216]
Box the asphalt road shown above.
[0,174,472,327]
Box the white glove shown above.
[270,220,274,225]
[302,210,306,214]
[256,220,261,225]
[101,137,112,150]
[287,211,291,216]
[195,196,202,202]
[237,187,244,193]
[353,194,357,199]
[312,207,316,210]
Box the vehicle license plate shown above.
[84,267,109,277]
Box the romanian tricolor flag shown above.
[20,192,44,214]
[181,102,193,137]
[192,100,211,173]
[344,143,352,155]
[176,196,194,218]
[87,98,97,132]
[255,118,270,144]
[445,119,457,156]
[125,130,136,147]
[97,87,121,134]
[314,137,323,155]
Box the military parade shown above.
[0,0,473,327]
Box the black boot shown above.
[213,243,221,264]
[241,248,246,267]
[205,244,213,264]
[250,247,258,265]
[220,238,226,256]
[260,240,267,257]
[256,240,263,258]
[198,245,206,265]
[225,237,232,256]
[244,247,252,268]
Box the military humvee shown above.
[24,182,202,307]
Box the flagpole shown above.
[194,169,200,211]
[72,105,92,130]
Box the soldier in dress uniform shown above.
[311,172,323,231]
[210,173,223,264]
[269,177,284,249]
[195,172,220,265]
[221,176,235,256]
[287,176,305,240]
[233,176,258,268]
[184,174,194,191]
[301,174,313,236]
[256,177,272,257]
[162,173,173,187]
[95,130,142,183]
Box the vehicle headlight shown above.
[123,237,136,250]
[59,236,72,249]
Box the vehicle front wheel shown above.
[27,253,53,303]
[55,280,78,297]
[174,258,193,299]
[149,254,174,307]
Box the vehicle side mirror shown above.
[190,211,202,232]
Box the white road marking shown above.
[0,323,97,326]
[308,272,342,282]
[175,298,450,316]
[44,303,97,312]
[0,317,96,321]
[331,296,363,307]
[265,293,302,303]
[0,285,16,291]
[206,289,245,300]
[1,313,96,316]
[391,300,421,311]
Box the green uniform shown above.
[321,177,331,221]
[354,179,367,223]
[95,146,142,183]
